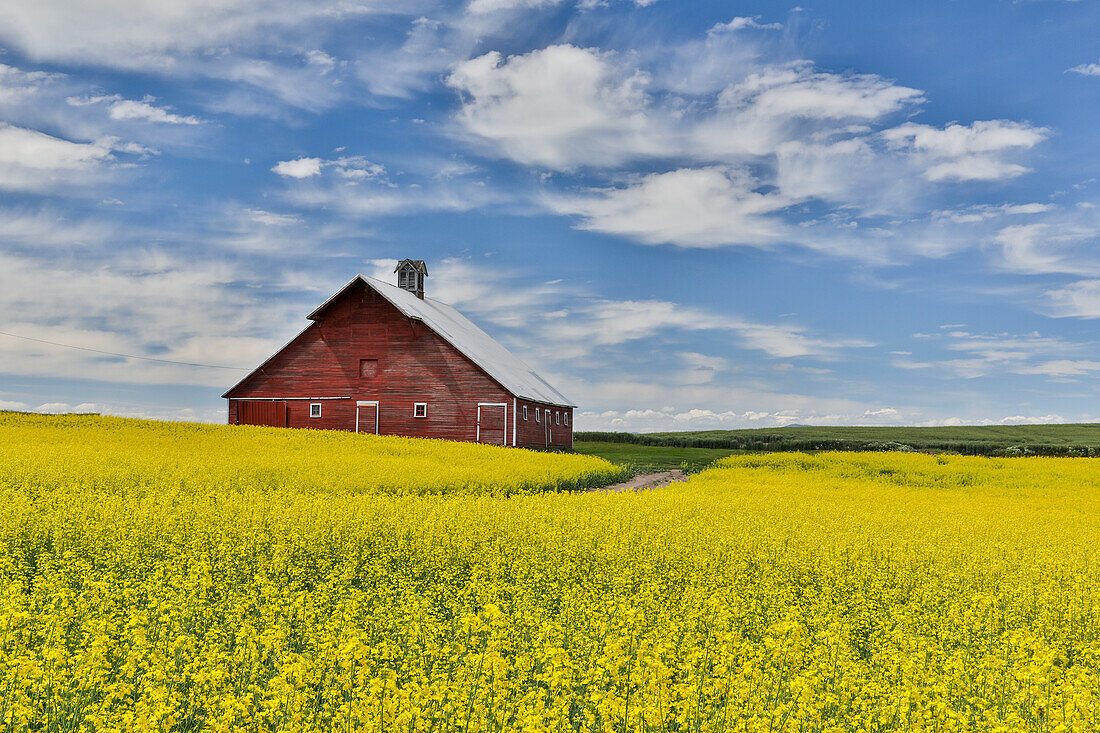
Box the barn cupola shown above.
[395,259,428,299]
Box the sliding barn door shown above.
[237,401,287,427]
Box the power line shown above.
[0,330,250,371]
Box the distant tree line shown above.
[573,431,1100,457]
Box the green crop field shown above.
[575,423,1100,457]
[572,440,741,472]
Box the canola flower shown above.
[0,412,629,496]
[2,414,1100,732]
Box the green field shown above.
[572,440,739,472]
[576,423,1100,457]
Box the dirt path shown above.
[589,469,686,493]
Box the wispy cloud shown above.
[1067,61,1100,77]
[67,94,202,125]
[892,329,1099,380]
[546,167,790,247]
[883,120,1048,182]
[0,123,122,192]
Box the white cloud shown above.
[677,352,729,385]
[0,249,305,388]
[714,16,784,31]
[932,202,1054,223]
[0,0,383,112]
[447,46,924,172]
[272,155,385,180]
[0,63,63,105]
[570,388,912,431]
[0,398,225,423]
[329,156,387,180]
[0,63,205,163]
[305,50,338,74]
[0,0,379,69]
[0,123,117,191]
[991,214,1100,277]
[884,120,1047,157]
[773,138,894,207]
[467,0,562,14]
[1068,62,1100,77]
[448,45,664,170]
[274,155,501,218]
[995,224,1069,274]
[548,167,789,247]
[110,99,199,125]
[530,296,869,361]
[923,158,1029,182]
[573,402,1085,432]
[283,177,499,217]
[272,157,324,178]
[446,32,1046,257]
[355,16,472,100]
[244,208,303,226]
[717,63,921,122]
[466,0,658,15]
[364,256,870,367]
[68,94,201,125]
[0,206,112,246]
[893,328,1097,380]
[883,120,1048,181]
[1047,280,1100,318]
[1013,360,1100,377]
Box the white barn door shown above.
[356,400,379,434]
[476,403,507,445]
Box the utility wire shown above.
[0,330,250,371]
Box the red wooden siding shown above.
[513,397,573,449]
[237,400,287,427]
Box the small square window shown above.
[413,402,427,418]
[522,405,528,421]
[310,403,322,418]
[360,359,379,378]
[535,408,541,423]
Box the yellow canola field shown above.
[3,416,1100,733]
[0,413,628,495]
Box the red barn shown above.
[223,260,575,448]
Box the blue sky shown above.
[1,0,1099,430]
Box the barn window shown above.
[398,269,408,288]
[310,403,322,418]
[413,402,427,418]
[360,359,379,378]
[522,405,528,421]
[535,408,541,423]
[564,412,569,426]
[556,411,560,425]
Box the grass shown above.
[572,440,741,472]
[575,423,1100,457]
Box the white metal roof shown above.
[305,275,575,407]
